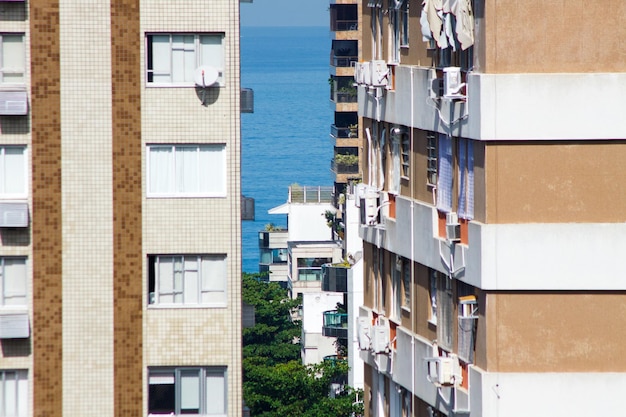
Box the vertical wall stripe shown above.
[30,1,63,416]
[111,1,143,415]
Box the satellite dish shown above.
[194,66,219,87]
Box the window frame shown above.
[148,367,227,417]
[145,33,225,88]
[400,132,410,179]
[0,370,27,417]
[148,254,227,308]
[0,257,27,308]
[146,144,227,198]
[0,34,25,86]
[436,273,454,351]
[401,257,410,311]
[426,132,437,187]
[0,146,28,199]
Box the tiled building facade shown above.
[0,0,241,416]
[352,1,626,417]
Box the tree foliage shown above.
[242,272,363,417]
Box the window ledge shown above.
[147,304,227,309]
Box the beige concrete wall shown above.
[479,1,626,73]
[485,141,626,224]
[480,292,626,373]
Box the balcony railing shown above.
[330,124,358,139]
[332,55,358,68]
[331,159,359,174]
[297,268,323,282]
[332,20,358,31]
[289,185,334,203]
[322,264,349,293]
[333,90,357,103]
[323,310,348,338]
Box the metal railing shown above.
[289,185,334,203]
[331,159,359,174]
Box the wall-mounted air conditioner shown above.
[370,318,390,354]
[359,192,379,225]
[353,62,365,85]
[0,91,28,116]
[357,316,371,350]
[0,312,29,339]
[370,60,389,87]
[361,62,372,86]
[0,202,29,228]
[445,212,461,242]
[426,355,462,387]
[443,67,465,99]
[241,88,254,113]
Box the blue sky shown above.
[240,0,329,27]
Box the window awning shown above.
[0,90,28,116]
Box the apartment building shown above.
[352,1,626,416]
[0,0,243,416]
[329,0,362,196]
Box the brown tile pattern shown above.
[29,1,63,417]
[111,1,143,415]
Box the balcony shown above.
[331,157,359,175]
[330,124,358,139]
[332,55,358,68]
[332,20,358,31]
[330,4,358,32]
[333,89,357,104]
[297,268,323,282]
[322,264,349,293]
[323,310,348,338]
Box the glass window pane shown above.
[3,147,25,195]
[205,370,225,415]
[201,256,226,305]
[148,147,174,194]
[2,35,24,83]
[5,372,16,416]
[158,257,174,304]
[198,145,225,195]
[200,35,223,70]
[16,371,26,417]
[180,370,200,413]
[150,35,171,83]
[175,146,199,193]
[3,258,26,306]
[148,371,175,414]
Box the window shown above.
[436,273,454,351]
[0,370,27,417]
[0,34,25,85]
[0,258,26,308]
[146,33,224,86]
[0,147,27,198]
[389,0,409,63]
[436,133,453,213]
[401,133,410,179]
[147,144,226,197]
[148,255,227,307]
[428,270,437,325]
[401,257,410,310]
[457,138,475,220]
[392,256,402,320]
[426,132,437,186]
[295,257,331,282]
[148,367,226,416]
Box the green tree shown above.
[242,272,363,417]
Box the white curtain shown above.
[150,35,171,83]
[201,256,227,305]
[176,146,199,194]
[3,371,27,417]
[390,137,401,194]
[467,141,474,219]
[199,145,226,195]
[148,147,174,195]
[3,147,25,195]
[182,257,199,304]
[3,35,25,83]
[378,127,386,190]
[205,371,226,415]
[171,35,195,83]
[3,258,26,306]
[200,35,224,83]
[180,370,201,412]
[436,133,453,212]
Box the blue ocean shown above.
[241,26,334,273]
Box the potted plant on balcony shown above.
[348,123,358,138]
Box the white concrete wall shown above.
[362,195,626,290]
[287,203,336,242]
[359,65,626,141]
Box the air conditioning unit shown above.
[370,318,390,354]
[370,60,389,87]
[445,212,461,242]
[0,90,28,116]
[357,316,371,350]
[241,88,254,113]
[443,67,465,99]
[353,62,365,85]
[426,355,462,387]
[361,62,372,86]
[0,202,29,228]
[359,193,379,225]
